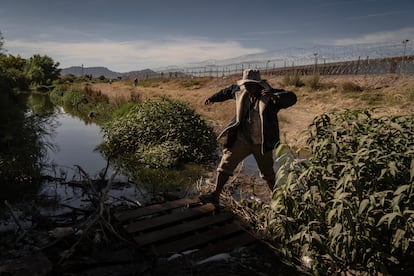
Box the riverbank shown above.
[88,73,414,203]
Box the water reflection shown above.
[33,96,146,214]
[44,107,109,180]
[0,91,134,207]
[28,92,55,116]
[1,91,205,209]
[0,92,48,203]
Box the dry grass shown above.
[90,74,414,148]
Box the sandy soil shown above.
[91,74,414,149]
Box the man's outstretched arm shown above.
[204,84,240,105]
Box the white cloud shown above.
[333,27,414,46]
[4,37,264,72]
[346,10,411,20]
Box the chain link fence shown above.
[154,55,414,78]
[153,42,414,78]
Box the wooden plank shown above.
[124,203,216,234]
[189,231,257,261]
[154,221,243,256]
[134,212,234,247]
[114,196,201,222]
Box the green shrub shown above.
[260,110,414,275]
[102,97,217,169]
[49,87,113,123]
[60,74,77,83]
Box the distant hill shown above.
[60,66,159,79]
[123,69,160,79]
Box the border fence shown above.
[154,55,414,78]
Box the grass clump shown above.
[282,72,304,87]
[137,78,162,88]
[341,81,363,92]
[305,74,322,90]
[179,77,211,88]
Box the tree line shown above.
[0,31,61,92]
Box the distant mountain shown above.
[60,66,159,79]
[60,66,123,78]
[123,69,160,79]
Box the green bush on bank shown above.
[102,97,217,169]
[49,85,114,123]
[260,109,414,275]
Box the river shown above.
[37,106,263,213]
[33,105,144,215]
[43,107,110,179]
[2,92,263,213]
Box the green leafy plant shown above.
[260,109,414,275]
[49,85,113,123]
[24,54,61,86]
[102,97,217,169]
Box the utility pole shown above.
[402,39,409,75]
[313,53,318,75]
[265,60,270,75]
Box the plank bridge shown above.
[113,196,258,262]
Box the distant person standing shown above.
[201,69,297,205]
[109,79,112,85]
[133,78,138,87]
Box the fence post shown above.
[355,56,361,75]
[365,56,369,77]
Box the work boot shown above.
[199,192,220,206]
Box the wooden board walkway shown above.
[113,196,257,261]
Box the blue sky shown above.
[1,0,413,72]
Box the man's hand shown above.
[261,88,272,96]
[204,99,213,105]
[259,80,273,96]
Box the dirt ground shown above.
[91,74,414,149]
[87,73,414,208]
[88,73,414,200]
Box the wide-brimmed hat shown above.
[237,69,262,86]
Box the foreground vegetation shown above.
[260,110,414,274]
